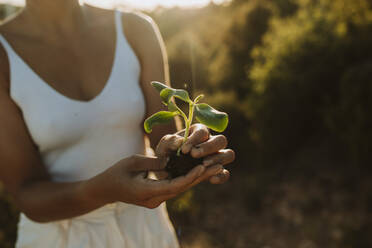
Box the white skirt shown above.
[15,202,180,248]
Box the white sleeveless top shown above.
[0,9,179,248]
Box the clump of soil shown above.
[165,152,204,178]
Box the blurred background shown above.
[1,0,372,247]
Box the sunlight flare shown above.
[1,0,227,9]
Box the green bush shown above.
[248,0,372,165]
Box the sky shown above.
[0,0,227,10]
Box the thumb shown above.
[128,154,168,172]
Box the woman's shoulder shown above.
[86,5,160,54]
[119,10,164,64]
[85,4,156,31]
[120,10,157,29]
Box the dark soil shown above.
[165,152,204,178]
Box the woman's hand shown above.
[88,151,205,209]
[156,124,235,185]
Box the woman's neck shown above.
[23,0,87,36]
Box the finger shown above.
[165,164,223,192]
[145,164,205,196]
[209,169,230,184]
[153,171,169,180]
[143,164,221,205]
[128,154,168,172]
[156,134,184,157]
[142,164,224,206]
[181,124,210,154]
[203,149,235,167]
[190,135,228,158]
[142,193,179,209]
[188,164,224,187]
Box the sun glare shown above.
[1,0,227,9]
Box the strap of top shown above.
[115,9,124,41]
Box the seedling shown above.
[144,81,229,178]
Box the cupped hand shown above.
[174,124,235,185]
[91,153,207,209]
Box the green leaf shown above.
[172,89,190,103]
[144,111,179,133]
[151,81,169,92]
[159,88,175,104]
[159,88,190,104]
[151,81,191,104]
[194,103,229,132]
[167,101,178,112]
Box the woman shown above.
[0,0,235,247]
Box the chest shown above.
[7,30,116,102]
[21,79,146,152]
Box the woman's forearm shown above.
[16,177,109,223]
[17,122,180,223]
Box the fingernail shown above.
[197,166,205,177]
[203,159,213,166]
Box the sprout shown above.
[144,81,229,156]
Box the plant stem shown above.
[176,101,195,156]
[175,104,188,124]
[184,102,195,141]
[175,105,188,156]
[194,94,204,103]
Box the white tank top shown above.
[0,9,179,248]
